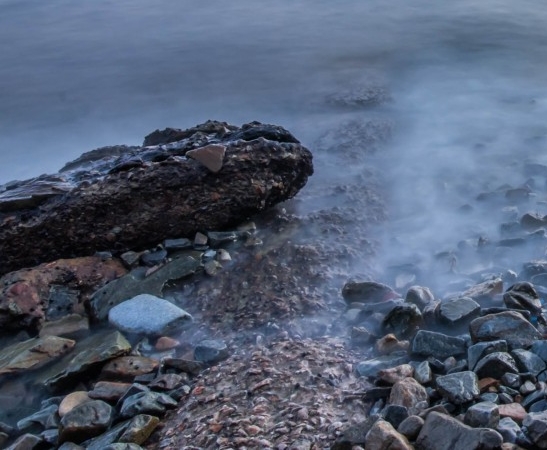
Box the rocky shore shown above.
[3,114,547,450]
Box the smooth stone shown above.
[464,401,500,428]
[39,314,89,339]
[497,417,521,444]
[100,356,159,380]
[416,411,503,450]
[90,255,200,320]
[405,286,435,311]
[88,381,131,402]
[397,415,424,440]
[436,371,480,404]
[118,414,160,445]
[108,294,192,336]
[59,400,113,444]
[511,348,546,376]
[468,340,508,371]
[499,403,527,424]
[356,354,409,378]
[40,330,131,391]
[474,352,519,379]
[411,330,467,359]
[523,410,547,448]
[59,391,91,417]
[438,296,481,325]
[469,311,542,349]
[364,419,413,450]
[186,144,226,173]
[377,364,414,385]
[119,391,177,418]
[154,336,180,351]
[342,280,398,304]
[0,335,75,375]
[194,339,229,364]
[388,377,429,415]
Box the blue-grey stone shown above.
[411,330,467,360]
[381,404,408,429]
[497,417,520,443]
[512,349,547,376]
[108,294,192,336]
[531,341,547,363]
[464,401,499,428]
[523,410,547,448]
[467,340,508,371]
[413,360,432,384]
[120,391,176,418]
[436,371,480,405]
[438,297,480,325]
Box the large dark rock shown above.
[0,121,313,275]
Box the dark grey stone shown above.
[504,282,542,315]
[140,249,167,267]
[163,238,192,251]
[435,371,480,405]
[469,311,542,349]
[411,330,467,360]
[59,400,113,444]
[467,340,508,371]
[474,352,519,379]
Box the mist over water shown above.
[2,1,547,290]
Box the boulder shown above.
[0,121,313,275]
[59,400,113,444]
[364,419,413,450]
[388,377,429,415]
[523,410,547,448]
[503,282,543,316]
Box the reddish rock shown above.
[498,403,527,424]
[365,419,413,450]
[100,356,159,380]
[389,377,429,415]
[377,365,414,385]
[0,256,126,333]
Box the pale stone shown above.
[59,391,92,417]
[186,144,226,173]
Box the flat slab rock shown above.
[0,120,313,275]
